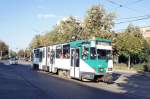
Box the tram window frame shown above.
[63,44,70,59]
[42,48,45,58]
[90,47,97,60]
[56,45,62,59]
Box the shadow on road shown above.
[113,72,150,99]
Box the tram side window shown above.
[34,49,39,58]
[82,47,89,60]
[63,44,70,59]
[90,47,96,60]
[50,51,55,64]
[56,46,62,58]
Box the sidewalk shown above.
[113,69,138,74]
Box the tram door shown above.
[70,48,80,78]
[49,50,55,72]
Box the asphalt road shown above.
[0,60,145,99]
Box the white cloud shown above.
[37,13,62,20]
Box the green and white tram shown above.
[32,38,113,82]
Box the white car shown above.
[9,58,18,65]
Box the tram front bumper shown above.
[80,72,95,80]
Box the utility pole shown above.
[0,50,2,60]
[9,47,11,59]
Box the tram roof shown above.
[33,38,112,49]
[92,38,112,42]
[69,38,112,47]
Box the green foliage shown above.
[0,40,8,52]
[29,35,43,49]
[114,24,144,68]
[116,33,143,55]
[9,50,17,57]
[114,63,146,72]
[83,5,115,39]
[17,49,31,58]
[144,55,150,72]
[17,50,24,57]
[125,24,143,38]
[56,16,83,41]
[114,63,129,70]
[132,64,145,72]
[0,40,8,59]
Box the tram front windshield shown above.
[97,49,111,59]
[90,47,111,60]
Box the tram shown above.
[32,38,113,82]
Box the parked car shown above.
[9,57,18,65]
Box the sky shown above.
[0,0,150,51]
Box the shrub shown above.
[144,63,150,72]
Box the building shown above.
[141,26,150,38]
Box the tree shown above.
[56,16,83,41]
[0,40,8,59]
[125,24,143,38]
[9,50,17,58]
[115,24,144,68]
[83,5,115,39]
[40,16,83,47]
[17,50,25,58]
[29,35,43,49]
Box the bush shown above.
[113,63,128,70]
[144,64,150,72]
[144,55,150,72]
[132,64,145,72]
[114,63,146,72]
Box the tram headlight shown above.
[108,68,112,71]
[99,68,104,72]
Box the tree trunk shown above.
[128,55,131,69]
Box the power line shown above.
[115,15,150,20]
[128,0,145,5]
[106,0,123,7]
[114,25,150,32]
[115,16,150,24]
[106,0,145,14]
